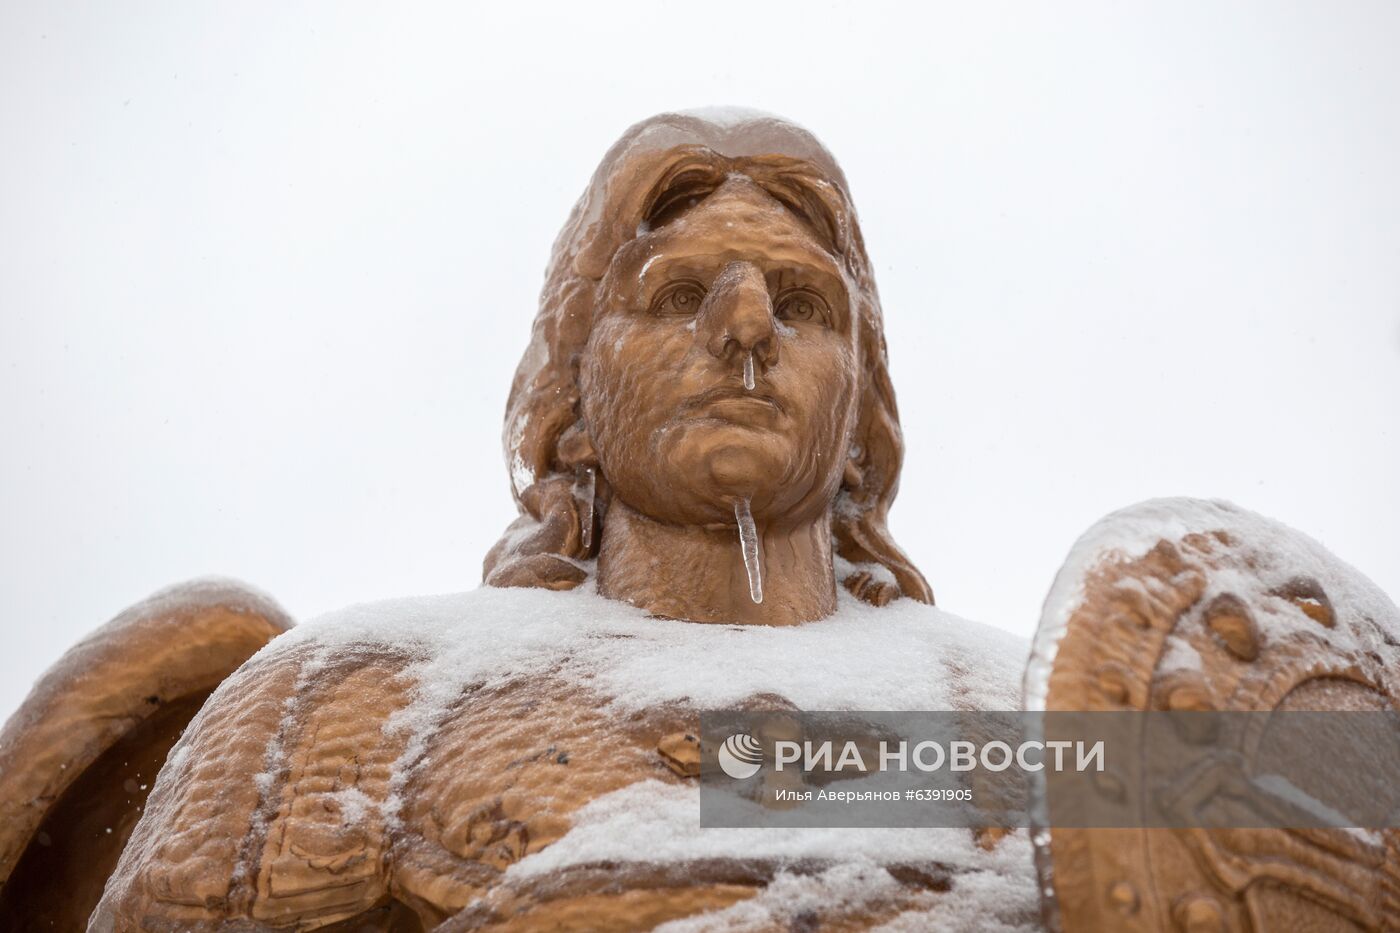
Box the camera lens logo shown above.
[718,733,764,779]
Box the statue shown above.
[480,107,929,619]
[0,110,1395,932]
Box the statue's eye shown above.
[651,280,706,316]
[775,288,830,326]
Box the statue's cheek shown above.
[581,321,686,443]
[780,334,859,414]
[589,319,700,397]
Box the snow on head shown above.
[677,105,790,129]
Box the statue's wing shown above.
[0,579,292,927]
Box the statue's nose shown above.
[701,261,779,367]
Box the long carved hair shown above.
[483,110,933,605]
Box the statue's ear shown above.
[842,458,863,490]
[483,418,606,589]
[556,420,605,553]
[556,420,598,471]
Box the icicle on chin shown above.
[734,497,763,604]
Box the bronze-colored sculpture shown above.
[0,110,1395,932]
[482,109,929,620]
[1028,498,1400,932]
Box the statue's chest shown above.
[388,682,700,913]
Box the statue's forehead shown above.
[693,174,796,219]
[646,176,840,266]
[606,194,850,324]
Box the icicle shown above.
[734,497,763,604]
[573,466,597,551]
[742,351,756,391]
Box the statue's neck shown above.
[596,499,838,625]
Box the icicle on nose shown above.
[734,497,763,604]
[742,351,756,391]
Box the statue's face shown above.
[581,175,861,526]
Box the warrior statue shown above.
[0,110,1395,932]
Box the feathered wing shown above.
[0,579,292,928]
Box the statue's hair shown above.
[484,109,932,604]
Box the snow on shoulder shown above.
[257,584,1038,930]
[267,581,1028,715]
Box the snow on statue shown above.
[0,110,1396,932]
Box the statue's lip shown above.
[683,386,784,415]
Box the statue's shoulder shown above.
[92,587,587,928]
[91,594,447,928]
[91,586,1040,929]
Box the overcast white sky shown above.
[2,2,1398,720]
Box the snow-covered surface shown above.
[267,579,1028,718]
[1024,497,1400,713]
[507,779,1020,879]
[250,581,1038,927]
[502,780,1039,931]
[67,575,289,656]
[1021,497,1400,927]
[676,105,790,130]
[0,576,291,747]
[646,845,1039,932]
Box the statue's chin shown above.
[601,423,832,526]
[699,439,785,492]
[623,432,828,526]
